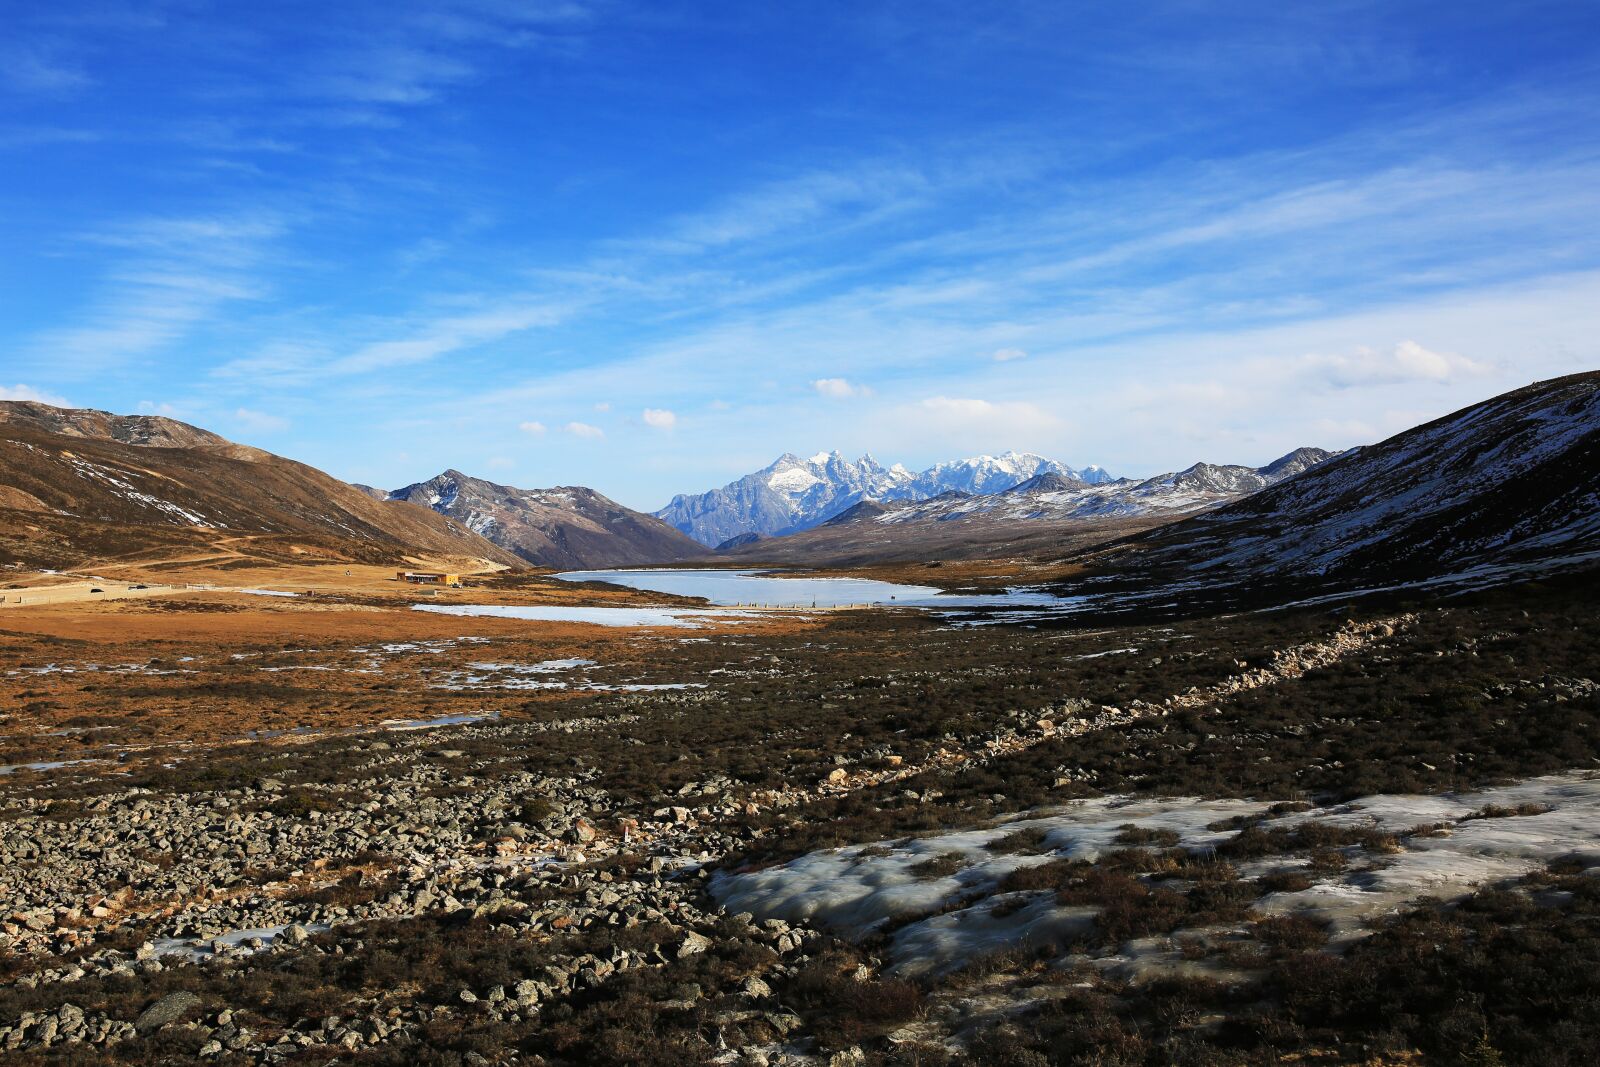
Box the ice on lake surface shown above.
[417,571,1079,628]
[380,711,500,730]
[0,759,97,776]
[412,603,759,627]
[555,568,1072,611]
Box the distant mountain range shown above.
[386,470,706,569]
[0,403,708,572]
[850,447,1333,526]
[656,450,1115,547]
[716,447,1333,566]
[6,373,1594,590]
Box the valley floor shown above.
[0,560,1597,1065]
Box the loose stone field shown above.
[0,568,1596,1064]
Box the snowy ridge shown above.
[658,449,1116,546]
[852,449,1335,528]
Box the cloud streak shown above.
[1303,340,1491,388]
[813,377,869,399]
[4,3,1598,507]
[25,214,283,378]
[0,384,69,406]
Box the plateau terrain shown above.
[11,4,1597,1064]
[0,377,1596,1066]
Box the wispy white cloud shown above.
[915,396,1060,435]
[28,213,282,376]
[0,41,92,94]
[813,377,869,399]
[215,296,575,385]
[1300,339,1491,388]
[564,420,603,439]
[0,383,68,406]
[331,303,567,376]
[232,407,288,432]
[8,6,1597,508]
[642,407,676,429]
[270,2,604,119]
[518,420,547,435]
[0,125,102,148]
[303,46,475,106]
[649,165,931,253]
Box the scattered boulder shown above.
[134,991,201,1033]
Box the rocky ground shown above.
[1,569,1598,1064]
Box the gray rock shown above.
[134,991,202,1032]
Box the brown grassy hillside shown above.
[0,403,521,570]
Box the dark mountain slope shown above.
[1068,373,1600,608]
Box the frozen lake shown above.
[413,571,1079,629]
[412,603,760,627]
[555,568,1067,610]
[556,568,945,607]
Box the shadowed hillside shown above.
[1064,372,1600,611]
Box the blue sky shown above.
[3,1,1599,509]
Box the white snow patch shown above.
[768,467,823,493]
[153,923,330,961]
[714,773,1600,977]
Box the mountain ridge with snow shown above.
[712,446,1334,565]
[389,469,708,569]
[656,449,1116,546]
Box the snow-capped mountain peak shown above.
[1078,464,1114,484]
[656,449,1115,545]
